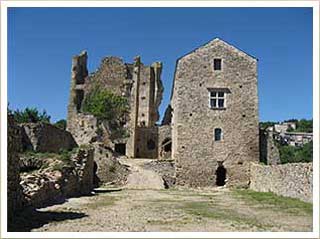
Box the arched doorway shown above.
[215,165,226,186]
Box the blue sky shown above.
[8,7,313,123]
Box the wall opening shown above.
[162,138,172,152]
[75,89,84,112]
[115,143,126,155]
[216,165,226,186]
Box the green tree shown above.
[278,141,313,164]
[54,119,67,130]
[12,107,51,124]
[259,121,278,130]
[295,119,313,133]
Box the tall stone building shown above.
[67,51,163,159]
[171,38,259,187]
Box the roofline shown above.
[169,37,258,101]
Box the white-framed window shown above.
[209,91,226,109]
[214,128,223,141]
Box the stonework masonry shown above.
[250,162,312,203]
[259,129,280,165]
[171,38,259,187]
[21,123,78,153]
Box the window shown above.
[209,91,225,109]
[213,59,222,71]
[214,128,222,141]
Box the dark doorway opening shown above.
[162,138,172,152]
[216,165,226,186]
[147,139,156,150]
[115,143,126,155]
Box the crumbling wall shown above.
[7,115,24,220]
[250,162,312,203]
[92,143,129,185]
[20,146,95,208]
[135,127,158,159]
[259,129,280,165]
[21,123,77,153]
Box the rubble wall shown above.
[21,123,78,153]
[250,162,313,203]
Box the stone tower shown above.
[171,38,259,187]
[66,51,163,159]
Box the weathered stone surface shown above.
[259,129,280,165]
[161,104,172,125]
[67,52,164,160]
[250,162,313,203]
[7,115,24,220]
[21,123,77,153]
[92,143,129,185]
[171,38,259,187]
[20,146,95,208]
[143,160,176,188]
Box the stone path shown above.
[12,187,312,232]
[119,158,165,189]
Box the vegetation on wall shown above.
[9,107,51,124]
[82,86,129,139]
[259,121,278,130]
[277,141,313,164]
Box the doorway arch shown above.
[216,165,226,186]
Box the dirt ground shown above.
[12,187,312,232]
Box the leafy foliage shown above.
[278,141,313,164]
[295,119,313,133]
[11,107,51,124]
[54,119,67,130]
[82,86,129,139]
[82,87,129,122]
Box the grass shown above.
[233,189,312,215]
[85,195,119,210]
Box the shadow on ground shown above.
[8,208,87,232]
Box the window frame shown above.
[208,90,227,109]
[213,58,222,71]
[214,128,223,141]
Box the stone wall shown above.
[20,146,95,208]
[250,162,312,203]
[143,160,176,188]
[172,38,259,187]
[259,129,280,165]
[21,123,77,153]
[92,143,129,185]
[7,115,24,220]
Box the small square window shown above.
[213,59,222,71]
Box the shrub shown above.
[54,119,67,130]
[11,107,51,124]
[278,141,313,164]
[82,87,129,122]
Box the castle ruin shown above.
[67,37,259,188]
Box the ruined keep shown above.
[67,51,164,159]
[171,38,259,187]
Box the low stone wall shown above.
[20,146,95,208]
[250,162,312,203]
[21,123,77,153]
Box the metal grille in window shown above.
[210,91,225,108]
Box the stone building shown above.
[67,51,164,159]
[170,38,259,187]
